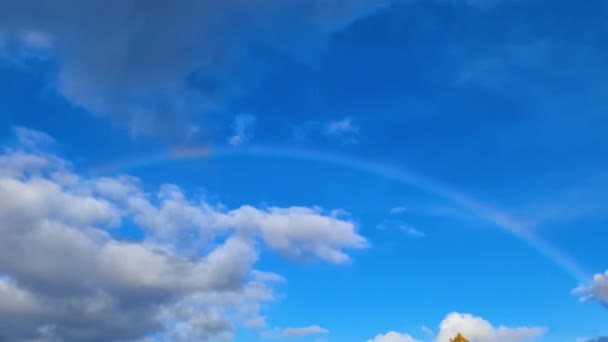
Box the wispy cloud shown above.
[260,325,329,339]
[323,117,359,144]
[283,326,329,338]
[401,225,426,238]
[293,117,360,145]
[377,221,426,238]
[379,207,425,238]
[229,113,256,146]
[421,326,434,335]
[390,206,407,215]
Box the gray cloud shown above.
[0,127,365,341]
[0,0,391,139]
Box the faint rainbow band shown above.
[95,145,591,283]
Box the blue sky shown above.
[0,0,607,341]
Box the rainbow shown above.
[94,145,591,283]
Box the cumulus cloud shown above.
[573,270,608,307]
[367,331,421,342]
[369,313,546,342]
[0,127,366,341]
[0,0,391,138]
[213,205,367,263]
[434,313,546,342]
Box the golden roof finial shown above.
[449,333,469,342]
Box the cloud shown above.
[0,0,391,139]
[282,325,329,338]
[260,325,329,339]
[421,326,434,335]
[367,331,421,342]
[401,225,425,238]
[229,114,256,146]
[573,270,608,307]
[369,313,546,342]
[293,117,361,145]
[212,206,367,263]
[434,313,546,342]
[390,206,407,215]
[0,127,365,341]
[323,118,360,144]
[376,217,425,239]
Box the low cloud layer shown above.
[368,312,546,342]
[0,0,391,139]
[0,127,366,341]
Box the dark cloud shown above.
[0,0,391,140]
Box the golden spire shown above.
[450,333,469,342]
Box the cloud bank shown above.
[0,0,392,139]
[0,127,366,341]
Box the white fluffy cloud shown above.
[573,270,608,307]
[434,313,546,342]
[367,331,421,342]
[369,313,546,342]
[0,127,366,341]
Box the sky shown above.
[0,0,607,341]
